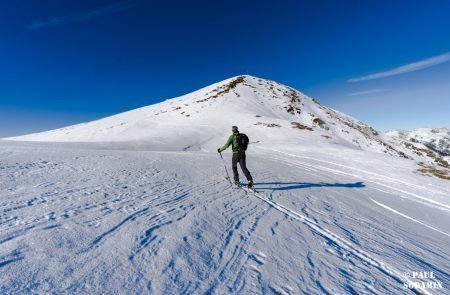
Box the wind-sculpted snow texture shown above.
[1,142,449,294]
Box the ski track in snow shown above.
[262,151,450,238]
[0,143,449,294]
[370,199,450,238]
[238,186,433,295]
[265,148,450,212]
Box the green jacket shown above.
[219,133,239,153]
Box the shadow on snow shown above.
[255,182,365,191]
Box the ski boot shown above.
[232,180,240,189]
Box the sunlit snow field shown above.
[1,141,448,294]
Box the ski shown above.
[222,176,249,190]
[240,186,257,194]
[221,176,269,197]
[239,185,271,201]
[222,176,240,189]
[220,176,271,201]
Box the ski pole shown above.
[218,151,231,181]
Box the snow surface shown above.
[1,76,449,293]
[0,141,449,294]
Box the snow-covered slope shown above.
[5,75,405,157]
[0,141,449,294]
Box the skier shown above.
[218,126,254,189]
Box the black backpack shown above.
[237,133,249,152]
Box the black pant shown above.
[232,152,253,183]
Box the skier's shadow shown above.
[255,182,365,191]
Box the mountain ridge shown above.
[4,75,450,179]
[3,75,398,152]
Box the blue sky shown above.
[1,0,450,137]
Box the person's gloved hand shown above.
[217,148,221,153]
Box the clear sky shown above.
[1,0,450,137]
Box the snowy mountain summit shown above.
[6,75,449,179]
[7,76,404,154]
